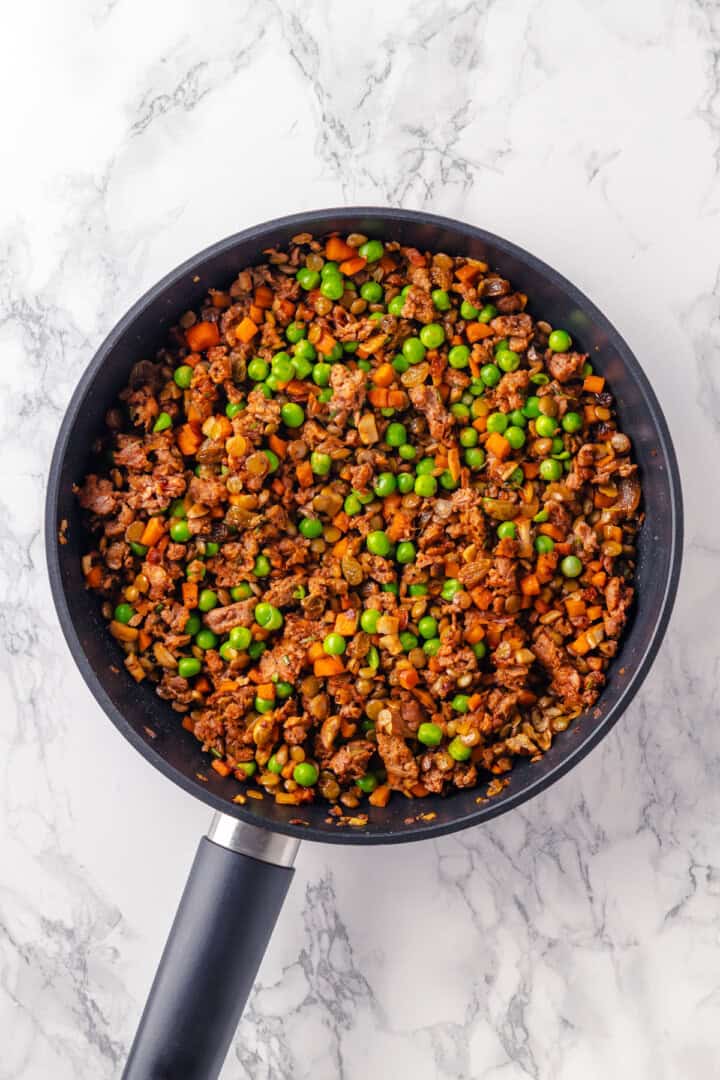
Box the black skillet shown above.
[45,208,683,1080]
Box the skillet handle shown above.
[123,814,299,1080]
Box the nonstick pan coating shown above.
[45,207,683,844]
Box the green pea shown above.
[374,472,397,498]
[417,616,438,640]
[174,365,193,389]
[236,761,257,778]
[417,721,443,747]
[505,426,526,450]
[343,341,358,354]
[469,379,485,397]
[539,459,563,482]
[230,583,252,600]
[535,535,555,554]
[178,657,202,679]
[267,754,283,774]
[533,508,550,523]
[509,466,524,484]
[448,736,471,762]
[258,383,273,399]
[423,637,441,656]
[388,295,405,317]
[253,555,271,577]
[195,629,218,650]
[487,412,508,434]
[535,415,558,438]
[129,541,148,557]
[530,372,550,386]
[198,589,218,612]
[509,409,527,428]
[451,403,470,420]
[264,373,281,393]
[321,275,344,301]
[367,645,380,669]
[478,304,497,323]
[248,357,269,381]
[548,329,572,352]
[255,603,283,630]
[451,694,470,713]
[441,578,463,601]
[407,584,427,598]
[357,609,378,635]
[582,362,593,377]
[459,427,478,447]
[414,457,434,476]
[153,412,172,433]
[366,530,391,557]
[229,626,252,650]
[255,696,274,714]
[561,555,583,578]
[402,337,426,364]
[460,300,479,320]
[523,396,541,419]
[263,450,280,474]
[248,640,266,659]
[400,631,418,652]
[299,517,323,539]
[396,541,416,564]
[294,339,317,362]
[358,240,384,263]
[293,585,307,599]
[419,323,445,349]
[296,267,320,290]
[224,401,242,419]
[286,321,306,343]
[494,523,516,545]
[360,280,383,303]
[399,443,416,461]
[356,773,378,794]
[448,345,470,369]
[472,640,487,660]
[169,498,187,519]
[271,351,294,382]
[317,388,333,403]
[414,474,437,497]
[464,447,486,469]
[170,520,191,543]
[562,411,583,433]
[291,355,312,380]
[219,642,238,662]
[114,603,134,624]
[551,436,565,455]
[293,762,319,787]
[480,363,501,386]
[392,353,410,372]
[280,402,305,429]
[440,470,459,491]
[344,493,362,515]
[320,261,339,278]
[496,349,520,373]
[432,289,451,311]
[312,362,331,388]
[310,451,332,476]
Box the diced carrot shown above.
[316,332,338,357]
[307,641,325,662]
[466,322,494,343]
[594,491,615,508]
[372,363,395,388]
[470,586,493,610]
[587,605,603,621]
[386,511,411,542]
[379,255,397,273]
[85,565,103,588]
[444,560,460,578]
[338,256,367,275]
[333,537,349,558]
[465,624,486,644]
[539,523,565,542]
[387,389,407,409]
[604,525,622,543]
[314,656,345,677]
[284,379,310,397]
[399,668,419,690]
[140,517,165,548]
[586,656,604,671]
[217,680,238,693]
[472,415,488,433]
[408,249,427,267]
[254,285,273,309]
[274,298,296,322]
[587,559,602,571]
[565,597,586,617]
[177,423,203,456]
[369,784,391,807]
[296,461,313,488]
[325,235,356,261]
[185,352,201,367]
[523,461,540,479]
[448,447,461,482]
[210,290,231,308]
[368,387,389,408]
[235,317,259,344]
[536,553,557,583]
[583,375,605,394]
[521,574,540,596]
[569,633,591,656]
[455,262,483,282]
[335,611,357,636]
[271,478,285,497]
[584,406,598,423]
[182,582,198,609]
[340,719,357,739]
[486,431,511,459]
[256,683,276,701]
[382,492,402,514]
[137,630,152,652]
[185,320,220,352]
[212,759,231,777]
[592,571,607,588]
[268,434,287,459]
[181,715,195,732]
[194,677,210,695]
[357,333,388,359]
[534,598,550,614]
[249,304,264,324]
[555,542,572,555]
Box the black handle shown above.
[123,834,295,1080]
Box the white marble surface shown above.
[1,1,718,1077]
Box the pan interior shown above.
[46,208,682,844]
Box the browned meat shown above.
[376,732,419,791]
[328,740,375,783]
[188,474,227,507]
[203,598,256,634]
[401,285,435,324]
[408,385,452,444]
[329,365,366,424]
[77,475,117,516]
[547,351,587,384]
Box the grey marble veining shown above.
[1,1,718,1077]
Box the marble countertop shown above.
[2,1,718,1077]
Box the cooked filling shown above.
[77,231,641,812]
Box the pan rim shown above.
[45,206,684,845]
